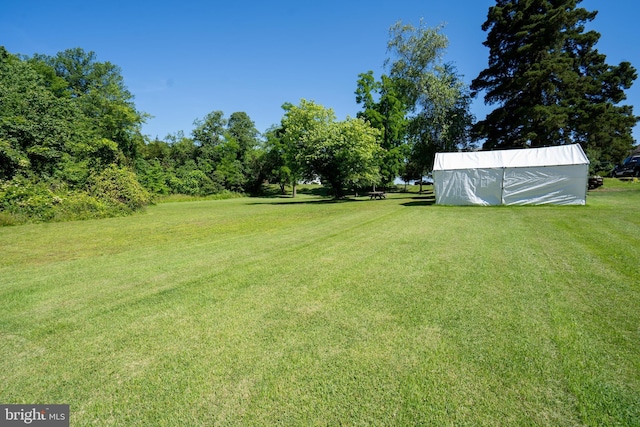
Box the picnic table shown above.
[368,191,386,200]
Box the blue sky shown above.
[2,0,639,144]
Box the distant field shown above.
[1,180,639,426]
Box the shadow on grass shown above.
[247,197,363,206]
[401,193,436,207]
[297,187,333,197]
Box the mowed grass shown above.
[1,181,639,426]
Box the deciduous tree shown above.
[384,21,474,179]
[32,48,148,159]
[355,72,409,186]
[280,100,381,198]
[280,100,334,197]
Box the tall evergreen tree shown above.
[471,0,638,163]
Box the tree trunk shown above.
[332,181,344,199]
[292,182,297,198]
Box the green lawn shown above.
[1,181,639,426]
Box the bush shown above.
[88,165,151,210]
[0,175,143,225]
[0,167,153,226]
[0,211,16,226]
[156,190,245,203]
[0,177,58,222]
[172,169,221,196]
[52,192,118,221]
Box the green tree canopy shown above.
[0,46,152,223]
[192,110,226,148]
[28,48,148,160]
[383,21,475,180]
[190,110,261,193]
[280,100,381,197]
[261,126,291,194]
[355,72,410,186]
[227,111,259,161]
[0,47,100,181]
[471,0,638,163]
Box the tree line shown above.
[1,0,637,224]
[136,19,477,200]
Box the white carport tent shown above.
[432,144,590,206]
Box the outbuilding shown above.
[432,144,590,206]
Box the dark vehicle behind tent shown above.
[611,155,640,178]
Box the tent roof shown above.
[433,144,589,171]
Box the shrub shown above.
[52,192,119,221]
[0,175,141,225]
[88,165,151,210]
[0,177,58,222]
[173,169,221,196]
[156,190,245,203]
[0,211,17,226]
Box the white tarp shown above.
[433,144,589,206]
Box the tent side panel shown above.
[434,168,503,206]
[502,165,588,205]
